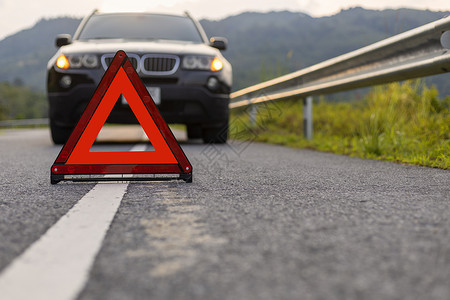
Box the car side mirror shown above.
[56,34,72,47]
[209,37,227,51]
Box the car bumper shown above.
[48,83,229,128]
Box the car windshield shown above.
[77,14,204,43]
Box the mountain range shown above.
[0,7,449,95]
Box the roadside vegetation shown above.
[230,80,450,169]
[0,82,47,121]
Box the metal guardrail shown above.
[230,16,450,111]
[0,118,49,128]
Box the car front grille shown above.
[101,53,180,75]
[141,55,179,74]
[102,56,139,70]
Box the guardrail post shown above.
[249,105,258,126]
[303,96,313,140]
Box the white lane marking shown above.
[0,183,128,300]
[0,144,146,300]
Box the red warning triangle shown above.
[51,50,192,183]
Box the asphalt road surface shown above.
[0,127,449,300]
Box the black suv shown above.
[47,10,232,144]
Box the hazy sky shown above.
[1,0,449,40]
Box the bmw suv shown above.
[47,10,232,144]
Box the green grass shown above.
[230,80,450,169]
[0,82,48,121]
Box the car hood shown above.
[59,40,219,57]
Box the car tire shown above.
[202,121,228,144]
[187,125,202,140]
[50,120,72,144]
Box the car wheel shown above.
[202,121,228,144]
[187,125,202,140]
[50,120,72,144]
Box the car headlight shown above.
[82,55,99,68]
[211,57,223,71]
[56,55,70,69]
[56,54,99,69]
[182,56,223,71]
